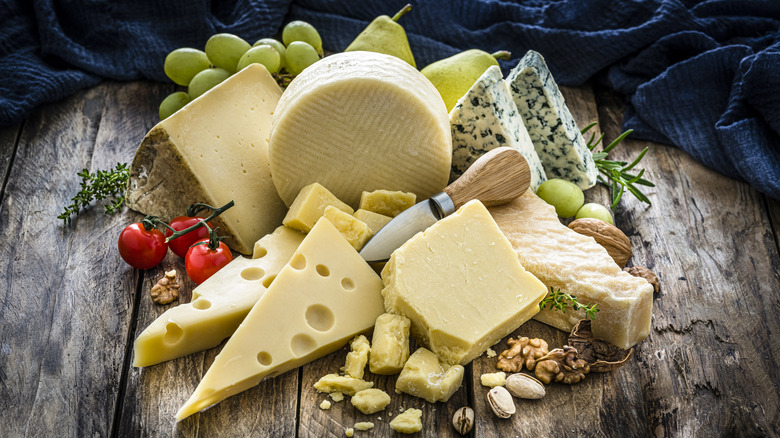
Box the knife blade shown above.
[359,147,531,263]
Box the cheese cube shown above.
[176,218,385,420]
[389,408,423,434]
[341,335,370,379]
[353,209,393,234]
[350,388,391,414]
[480,372,507,387]
[395,348,464,403]
[314,374,374,397]
[359,190,417,217]
[133,226,303,367]
[323,206,372,251]
[126,64,287,254]
[381,200,548,365]
[284,183,354,233]
[369,313,411,375]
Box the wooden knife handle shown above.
[443,147,531,210]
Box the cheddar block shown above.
[283,182,354,233]
[323,206,372,251]
[341,335,370,379]
[369,313,410,375]
[382,200,547,365]
[359,190,417,217]
[353,209,392,234]
[269,52,452,207]
[126,64,287,254]
[133,226,303,367]
[395,348,464,403]
[489,191,654,349]
[176,218,385,420]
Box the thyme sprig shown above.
[582,123,654,210]
[539,287,599,320]
[58,162,129,225]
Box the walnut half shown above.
[497,337,549,373]
[624,266,660,293]
[568,218,632,268]
[534,346,591,384]
[150,270,180,305]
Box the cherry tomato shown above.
[118,222,168,269]
[185,239,233,284]
[165,216,213,258]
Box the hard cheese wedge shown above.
[133,226,303,367]
[126,64,287,254]
[176,218,385,420]
[489,191,654,349]
[449,65,546,190]
[381,200,548,365]
[269,51,452,207]
[507,50,597,190]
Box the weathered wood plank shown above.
[0,124,22,193]
[0,82,141,437]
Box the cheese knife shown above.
[359,147,531,263]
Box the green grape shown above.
[159,92,191,120]
[164,48,210,86]
[282,21,323,55]
[285,41,320,75]
[254,38,287,70]
[205,33,251,73]
[236,45,281,73]
[575,203,614,224]
[536,179,584,217]
[188,68,230,99]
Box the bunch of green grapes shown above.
[159,21,323,120]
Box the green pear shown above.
[421,50,511,112]
[345,4,416,68]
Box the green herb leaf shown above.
[59,162,129,225]
[539,287,599,320]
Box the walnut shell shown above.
[568,218,632,268]
[624,266,660,293]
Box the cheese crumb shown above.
[330,392,344,402]
[486,347,497,358]
[355,422,374,431]
[319,400,331,410]
[481,371,507,387]
[389,408,423,434]
[345,428,354,437]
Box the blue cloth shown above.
[1,1,779,199]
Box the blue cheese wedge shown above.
[449,66,547,190]
[507,50,598,190]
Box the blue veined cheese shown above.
[507,51,598,190]
[449,66,547,190]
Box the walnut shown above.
[624,266,660,293]
[534,346,590,384]
[497,337,549,372]
[150,270,180,304]
[568,218,632,268]
[568,320,633,372]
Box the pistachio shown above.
[486,386,515,419]
[505,373,546,399]
[452,406,474,435]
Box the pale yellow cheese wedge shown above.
[176,218,385,420]
[283,182,354,233]
[133,226,303,367]
[489,191,654,349]
[382,200,548,365]
[126,64,287,254]
[395,348,464,403]
[358,190,416,217]
[353,209,392,234]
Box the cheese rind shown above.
[449,66,546,190]
[284,183,354,233]
[489,191,654,349]
[132,226,303,367]
[126,64,287,254]
[369,313,411,375]
[395,348,464,403]
[381,200,548,365]
[269,52,452,207]
[176,218,385,420]
[507,51,597,190]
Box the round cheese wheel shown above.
[269,51,452,207]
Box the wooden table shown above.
[1,79,778,437]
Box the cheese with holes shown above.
[381,200,547,365]
[126,64,287,254]
[283,182,354,233]
[395,348,464,403]
[507,51,597,190]
[449,66,546,190]
[176,218,385,420]
[269,52,452,207]
[489,191,654,349]
[133,226,303,367]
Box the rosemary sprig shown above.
[582,123,654,210]
[539,287,599,320]
[58,162,129,225]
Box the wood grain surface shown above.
[0,80,778,438]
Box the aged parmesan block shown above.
[381,200,547,365]
[126,64,287,254]
[507,51,598,190]
[449,65,546,190]
[269,51,452,207]
[489,191,654,349]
